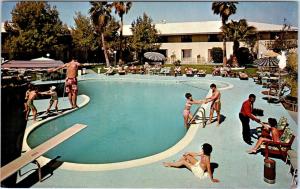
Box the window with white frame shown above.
[182,49,192,59]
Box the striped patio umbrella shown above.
[144,52,165,62]
[254,57,279,68]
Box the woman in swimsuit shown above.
[163,143,220,183]
[183,93,204,129]
[247,118,280,154]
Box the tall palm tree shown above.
[221,19,257,58]
[89,1,112,67]
[212,2,238,65]
[113,1,132,64]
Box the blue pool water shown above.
[27,79,215,164]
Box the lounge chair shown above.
[186,72,194,77]
[265,83,291,103]
[262,127,296,161]
[159,67,166,75]
[105,67,116,75]
[185,68,194,77]
[196,70,206,77]
[220,68,229,77]
[163,67,171,76]
[239,72,249,80]
[174,66,182,76]
[118,70,126,75]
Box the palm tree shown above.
[89,1,112,67]
[221,19,257,58]
[113,1,132,64]
[212,2,238,65]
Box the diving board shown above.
[0,124,87,182]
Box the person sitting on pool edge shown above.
[247,118,280,154]
[183,93,205,129]
[163,143,220,183]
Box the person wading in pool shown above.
[163,143,220,183]
[183,93,205,129]
[49,58,81,109]
[205,83,221,126]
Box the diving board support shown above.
[0,124,87,183]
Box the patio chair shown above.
[196,70,206,77]
[262,127,295,161]
[220,67,229,77]
[263,82,291,103]
[159,67,169,75]
[185,68,194,77]
[239,72,249,80]
[164,67,171,76]
[186,72,194,77]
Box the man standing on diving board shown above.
[49,58,81,109]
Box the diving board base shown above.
[0,124,87,183]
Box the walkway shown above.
[23,73,297,188]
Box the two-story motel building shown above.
[123,21,298,64]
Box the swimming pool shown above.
[27,79,224,164]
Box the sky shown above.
[1,1,299,27]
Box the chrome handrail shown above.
[199,107,206,128]
[188,106,206,128]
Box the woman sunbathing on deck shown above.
[163,143,220,183]
[247,118,280,154]
[183,93,205,129]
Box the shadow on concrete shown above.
[210,162,219,174]
[28,107,74,122]
[250,128,259,140]
[204,114,226,125]
[15,156,63,188]
[262,97,280,104]
[219,115,226,124]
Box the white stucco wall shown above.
[161,42,234,64]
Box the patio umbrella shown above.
[264,50,280,57]
[254,57,279,68]
[144,52,165,62]
[31,57,55,61]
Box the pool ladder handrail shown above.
[188,106,206,128]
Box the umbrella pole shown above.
[278,69,281,100]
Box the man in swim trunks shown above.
[205,83,221,126]
[26,87,39,121]
[49,58,81,109]
[163,143,220,183]
[24,83,33,113]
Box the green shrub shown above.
[236,47,253,66]
[211,47,223,63]
[286,52,298,97]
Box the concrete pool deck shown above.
[23,73,297,188]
